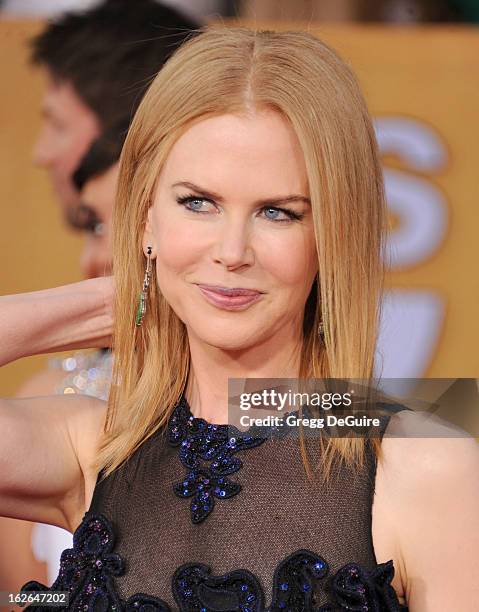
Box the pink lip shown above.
[197,284,263,310]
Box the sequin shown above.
[168,398,267,523]
[21,514,170,612]
[21,513,408,611]
[172,563,264,611]
[330,560,402,610]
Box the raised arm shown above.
[0,276,114,366]
[0,277,113,530]
[0,393,106,531]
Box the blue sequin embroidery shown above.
[21,400,408,611]
[21,513,169,611]
[21,513,408,611]
[168,398,268,523]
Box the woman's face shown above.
[77,163,118,279]
[144,110,318,350]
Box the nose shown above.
[80,237,112,279]
[212,216,255,270]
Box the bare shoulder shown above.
[376,409,479,609]
[14,358,108,478]
[14,359,108,530]
[66,393,107,455]
[57,393,107,531]
[66,395,108,506]
[16,373,108,476]
[379,409,479,487]
[0,392,108,532]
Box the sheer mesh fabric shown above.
[87,399,393,609]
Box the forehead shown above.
[161,111,308,196]
[42,76,92,118]
[82,163,119,213]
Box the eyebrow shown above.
[172,181,311,207]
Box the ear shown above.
[142,206,157,257]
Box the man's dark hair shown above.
[72,120,129,192]
[67,122,127,233]
[31,0,200,128]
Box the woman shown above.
[1,27,478,610]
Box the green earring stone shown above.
[135,292,144,326]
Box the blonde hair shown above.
[94,26,387,481]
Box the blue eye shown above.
[261,206,303,223]
[176,195,213,214]
[263,207,288,222]
[187,198,205,211]
[176,194,304,223]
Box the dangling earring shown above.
[135,246,152,327]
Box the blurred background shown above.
[0,0,478,605]
[2,0,479,22]
[2,0,478,391]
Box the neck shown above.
[185,322,303,424]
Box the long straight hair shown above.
[93,26,387,481]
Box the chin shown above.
[190,326,262,351]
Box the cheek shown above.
[156,221,204,273]
[58,117,99,174]
[63,133,95,173]
[258,230,318,289]
[46,132,92,176]
[37,126,69,169]
[99,236,111,258]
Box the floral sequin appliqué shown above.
[168,398,268,523]
[22,513,408,612]
[22,401,407,611]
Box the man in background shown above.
[0,0,199,596]
[31,0,199,218]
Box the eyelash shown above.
[176,195,304,223]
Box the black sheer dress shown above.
[22,397,409,611]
